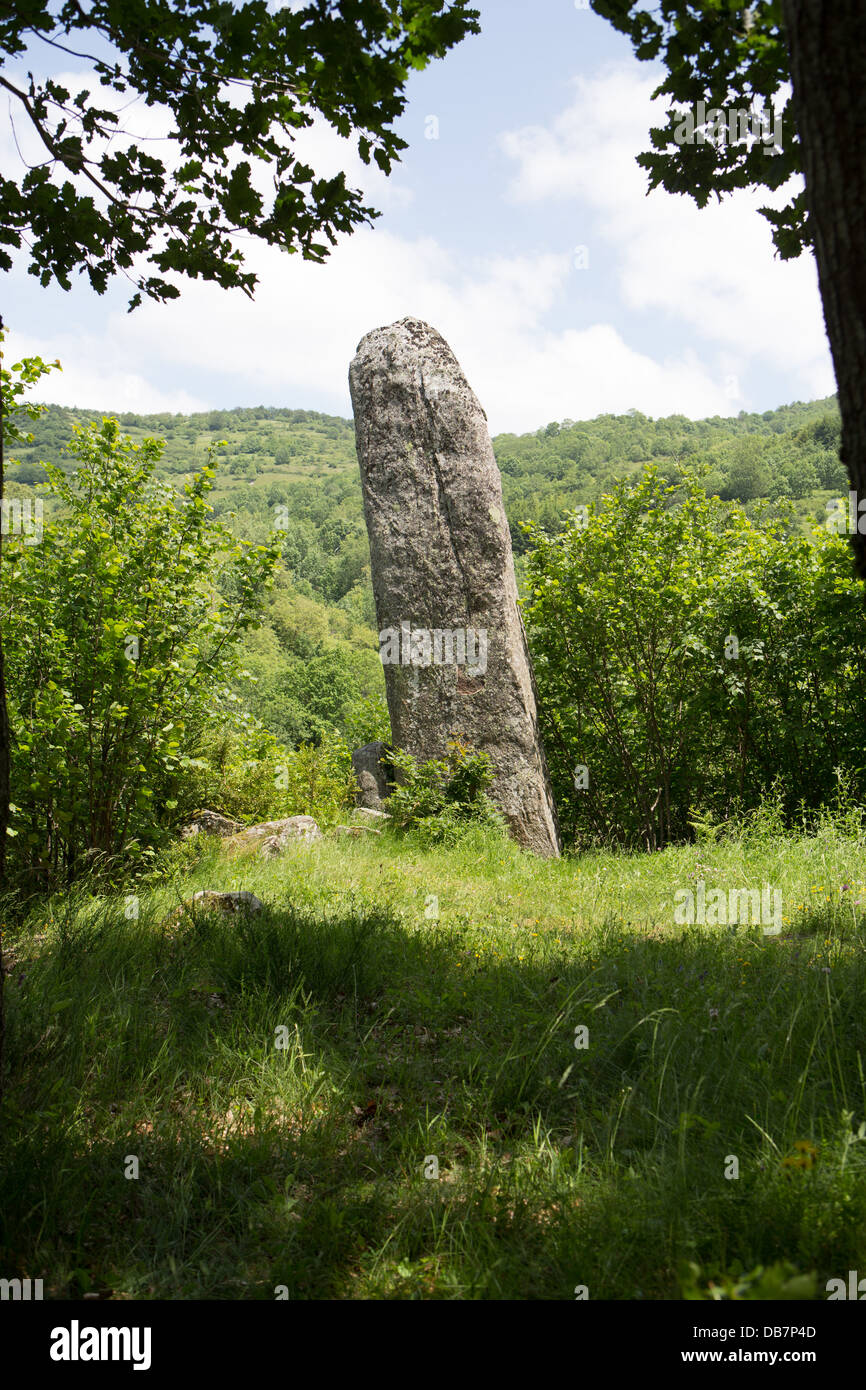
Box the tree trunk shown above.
[0,314,8,1104]
[781,1,866,576]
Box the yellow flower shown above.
[782,1140,818,1170]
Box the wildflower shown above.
[782,1140,818,1171]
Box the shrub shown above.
[180,720,355,829]
[3,419,280,882]
[523,464,866,850]
[386,742,507,847]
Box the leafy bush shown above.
[386,742,507,847]
[3,419,280,883]
[523,464,866,850]
[178,719,355,830]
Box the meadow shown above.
[3,809,866,1300]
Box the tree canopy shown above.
[0,0,479,308]
[590,1,807,259]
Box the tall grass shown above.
[2,814,866,1299]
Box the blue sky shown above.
[3,0,834,433]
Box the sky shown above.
[2,0,835,435]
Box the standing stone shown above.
[349,317,560,857]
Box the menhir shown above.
[349,316,560,857]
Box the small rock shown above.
[225,815,323,856]
[352,807,391,824]
[180,810,244,840]
[334,825,383,837]
[161,889,263,932]
[192,890,263,913]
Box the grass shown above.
[3,812,866,1300]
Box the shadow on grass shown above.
[2,893,866,1299]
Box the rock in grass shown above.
[180,810,245,839]
[192,890,263,914]
[225,815,323,857]
[351,741,395,809]
[160,889,264,932]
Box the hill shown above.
[6,393,848,751]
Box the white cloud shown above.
[500,65,834,401]
[6,331,209,414]
[4,60,835,433]
[12,224,738,432]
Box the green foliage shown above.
[387,741,507,846]
[250,647,375,745]
[3,419,280,881]
[182,721,355,829]
[342,692,392,749]
[272,736,357,828]
[17,395,844,580]
[523,464,866,850]
[0,329,61,453]
[679,1260,817,1301]
[590,1,807,258]
[9,389,851,813]
[236,581,386,748]
[0,1,479,307]
[719,435,772,501]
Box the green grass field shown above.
[3,814,866,1300]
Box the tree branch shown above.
[0,72,130,212]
